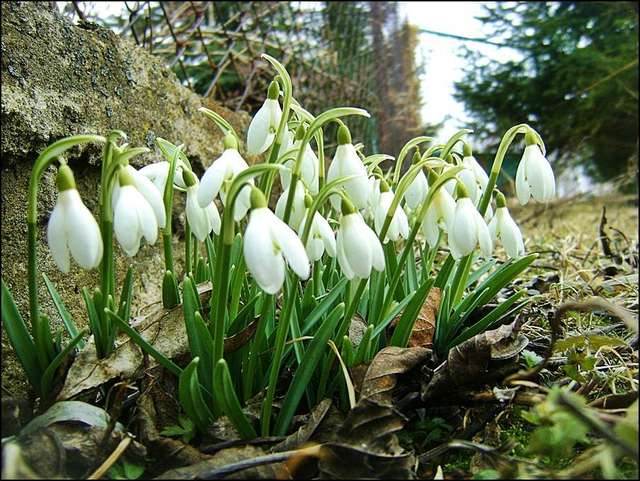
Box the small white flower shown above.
[421,187,455,248]
[186,183,221,242]
[198,143,252,221]
[364,177,381,221]
[404,169,429,210]
[138,160,187,194]
[448,196,493,260]
[336,212,385,279]
[488,206,524,258]
[374,190,409,243]
[327,126,370,211]
[246,83,282,155]
[297,210,336,262]
[243,207,310,294]
[114,165,166,228]
[459,155,489,204]
[47,180,103,273]
[113,184,158,257]
[516,141,555,205]
[275,182,306,228]
[281,139,320,195]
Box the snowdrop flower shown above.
[243,188,310,294]
[297,197,336,261]
[404,151,429,211]
[275,181,306,228]
[184,170,220,242]
[458,144,489,204]
[280,126,320,195]
[364,177,381,221]
[421,168,456,248]
[374,181,409,243]
[327,125,370,211]
[47,165,103,273]
[488,192,524,258]
[246,81,282,155]
[113,168,158,257]
[198,133,252,221]
[112,165,166,228]
[516,132,555,205]
[448,183,493,260]
[138,160,187,194]
[336,198,385,280]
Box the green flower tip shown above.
[295,124,306,141]
[250,186,268,209]
[340,195,356,215]
[223,132,238,150]
[304,193,313,208]
[118,166,135,187]
[56,164,76,191]
[182,169,197,187]
[445,154,455,164]
[426,166,439,185]
[411,149,421,165]
[524,131,538,146]
[337,125,352,145]
[267,81,280,100]
[463,142,473,157]
[380,179,390,193]
[495,191,507,208]
[455,181,470,199]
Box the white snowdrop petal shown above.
[341,214,373,278]
[451,199,478,257]
[422,208,441,248]
[198,158,228,208]
[247,101,275,155]
[516,154,531,205]
[315,213,336,258]
[405,171,428,210]
[66,197,103,269]
[365,224,385,272]
[475,211,493,258]
[207,203,221,236]
[47,197,70,273]
[136,191,158,246]
[336,230,356,279]
[187,188,210,241]
[130,166,166,228]
[272,215,310,280]
[244,210,286,293]
[114,188,142,256]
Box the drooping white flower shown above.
[47,165,103,273]
[364,177,381,221]
[404,168,429,211]
[243,188,310,294]
[420,171,456,248]
[138,160,187,194]
[275,181,306,228]
[458,147,489,204]
[488,193,524,258]
[114,165,166,228]
[373,184,409,243]
[281,128,320,195]
[516,134,555,205]
[448,187,493,260]
[327,125,370,211]
[113,169,158,257]
[297,210,336,262]
[183,171,220,242]
[246,81,282,155]
[198,134,252,222]
[336,201,385,280]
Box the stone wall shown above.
[1,1,251,397]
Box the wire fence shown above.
[60,1,425,156]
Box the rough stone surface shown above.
[1,2,251,398]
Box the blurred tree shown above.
[455,2,638,183]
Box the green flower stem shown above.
[376,166,464,324]
[185,223,192,276]
[26,134,106,343]
[477,123,542,216]
[261,274,297,436]
[281,107,370,225]
[391,136,433,187]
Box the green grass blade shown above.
[40,328,88,398]
[1,279,41,389]
[389,279,434,347]
[275,303,345,436]
[214,359,257,439]
[179,358,214,432]
[43,273,83,348]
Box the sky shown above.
[398,2,521,140]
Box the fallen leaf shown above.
[391,288,441,349]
